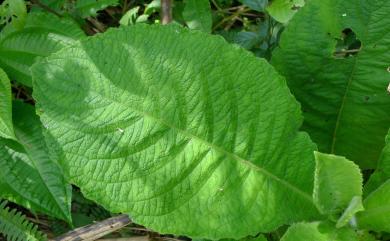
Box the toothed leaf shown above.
[32,25,319,239]
[313,152,363,218]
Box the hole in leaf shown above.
[333,28,361,58]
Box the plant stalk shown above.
[161,0,172,24]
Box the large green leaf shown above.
[313,152,362,218]
[357,180,390,232]
[0,101,71,223]
[0,68,14,140]
[119,7,141,26]
[0,12,85,86]
[280,222,358,241]
[271,0,390,169]
[183,0,212,32]
[364,129,390,195]
[32,24,319,239]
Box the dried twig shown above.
[161,0,172,24]
[54,214,131,241]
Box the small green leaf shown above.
[144,0,160,15]
[313,152,363,218]
[0,0,27,30]
[266,0,304,23]
[0,12,85,86]
[357,180,390,232]
[0,68,15,140]
[32,24,319,239]
[0,101,72,223]
[281,222,358,241]
[136,14,150,23]
[336,196,364,228]
[119,7,140,26]
[240,0,268,11]
[183,0,212,32]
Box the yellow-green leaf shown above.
[32,24,319,239]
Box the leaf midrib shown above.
[142,108,314,201]
[330,57,358,153]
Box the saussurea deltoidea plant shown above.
[0,0,389,240]
[32,24,320,238]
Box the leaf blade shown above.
[0,68,15,140]
[313,152,363,218]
